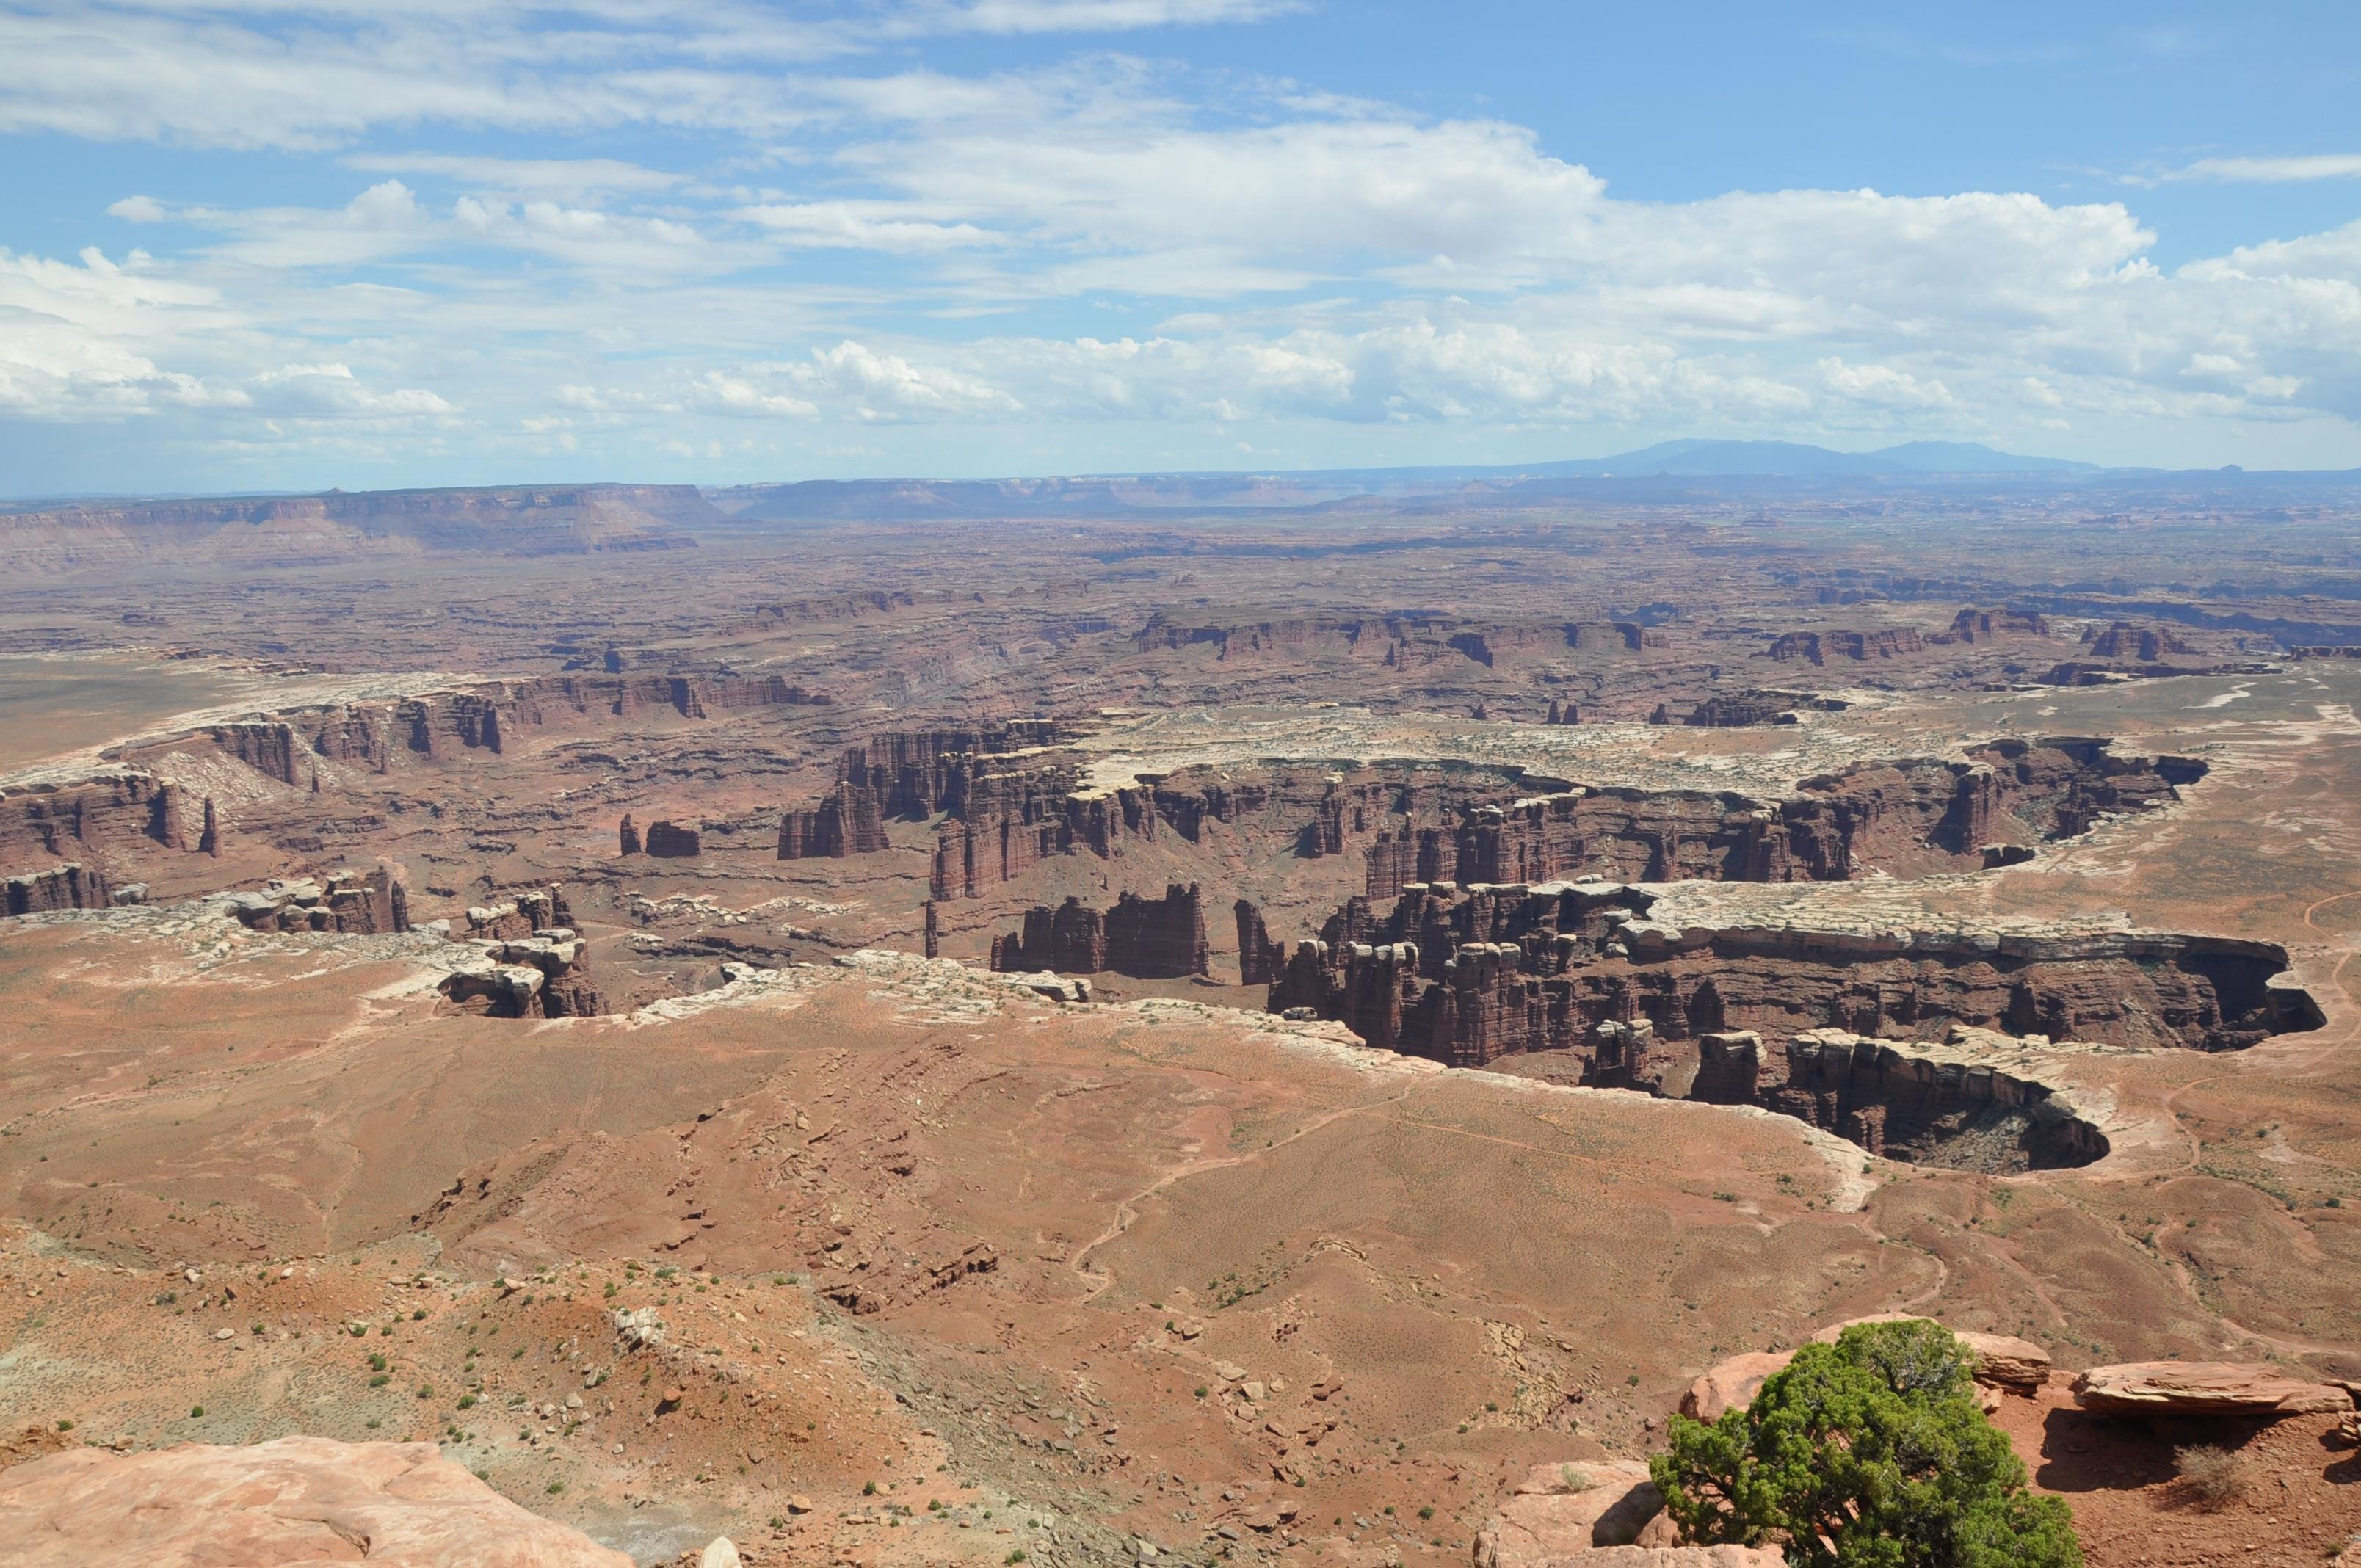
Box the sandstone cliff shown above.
[990,883,1212,978]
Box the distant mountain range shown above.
[1511,438,2100,477]
[705,439,2307,523]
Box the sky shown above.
[3,1,2360,495]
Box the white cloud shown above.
[2164,153,2361,184]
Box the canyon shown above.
[0,479,2356,1567]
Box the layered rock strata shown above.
[1236,898,1286,986]
[1269,879,2315,1067]
[224,868,409,936]
[1689,1028,2108,1171]
[1358,738,2201,899]
[777,781,888,858]
[990,883,1212,978]
[4,862,110,918]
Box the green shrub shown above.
[1650,1319,2081,1567]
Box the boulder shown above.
[1474,1460,1667,1567]
[0,1435,631,1565]
[2072,1361,2356,1418]
[1678,1351,1794,1421]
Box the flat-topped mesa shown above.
[777,781,888,859]
[1766,627,1926,664]
[642,819,700,857]
[1691,1028,2108,1172]
[2084,620,2195,661]
[1359,736,2206,899]
[1949,606,2051,643]
[442,885,604,1017]
[1236,898,1286,986]
[4,862,111,918]
[1269,880,2320,1067]
[1129,611,1663,669]
[990,883,1211,979]
[225,868,408,936]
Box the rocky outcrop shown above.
[4,862,110,918]
[643,819,700,857]
[208,720,302,783]
[777,781,888,857]
[1765,627,1926,664]
[990,883,1211,978]
[0,773,193,874]
[1236,899,1286,986]
[460,885,576,943]
[440,893,605,1018]
[1652,693,1800,727]
[2084,621,2193,661]
[1948,606,2050,642]
[1269,880,2314,1098]
[1473,1459,1667,1565]
[1545,698,1580,725]
[1357,738,2202,899]
[618,814,643,855]
[1690,1028,2108,1171]
[224,868,408,935]
[0,1435,632,1564]
[1679,1351,1794,1422]
[832,719,1072,816]
[2072,1362,2355,1418]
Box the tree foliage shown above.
[1648,1320,2082,1568]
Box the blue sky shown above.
[3,1,2359,493]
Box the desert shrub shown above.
[1650,1319,2082,1568]
[2173,1445,2250,1511]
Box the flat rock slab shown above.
[0,1435,633,1566]
[1476,1459,1665,1565]
[2072,1361,2356,1418]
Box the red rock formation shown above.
[642,820,700,857]
[2084,621,2191,661]
[197,798,221,856]
[1270,880,2317,1070]
[922,899,940,959]
[777,782,888,858]
[227,868,408,935]
[0,773,190,874]
[617,815,642,856]
[1949,606,2050,642]
[450,885,601,1016]
[1765,627,1926,664]
[990,883,1211,978]
[208,721,302,783]
[1689,1028,2106,1170]
[1357,739,2199,899]
[1236,899,1285,986]
[4,862,111,917]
